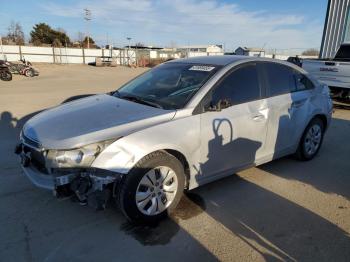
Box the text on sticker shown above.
[189,65,215,72]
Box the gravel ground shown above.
[0,64,349,262]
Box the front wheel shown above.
[25,68,34,77]
[295,118,325,161]
[117,151,185,223]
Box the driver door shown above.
[198,62,269,181]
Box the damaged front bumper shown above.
[16,142,124,208]
[21,165,56,190]
[20,164,123,191]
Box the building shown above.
[235,47,265,57]
[320,0,350,58]
[176,45,224,57]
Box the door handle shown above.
[252,114,265,121]
[291,100,306,108]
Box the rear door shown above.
[262,62,313,158]
[289,71,316,145]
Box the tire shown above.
[295,118,325,161]
[25,68,34,77]
[0,71,12,81]
[117,151,185,223]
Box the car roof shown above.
[169,55,252,66]
[168,55,307,74]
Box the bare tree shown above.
[302,48,319,56]
[7,21,25,45]
[72,31,85,47]
[77,31,84,42]
[135,42,145,47]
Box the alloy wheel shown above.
[304,124,322,155]
[135,166,178,216]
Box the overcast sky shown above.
[0,0,328,52]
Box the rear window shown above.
[334,45,350,61]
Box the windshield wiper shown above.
[120,95,163,109]
[113,90,121,97]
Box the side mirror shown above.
[206,99,232,112]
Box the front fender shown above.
[91,113,200,177]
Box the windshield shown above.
[114,63,220,109]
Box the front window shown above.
[114,63,220,109]
[211,63,261,106]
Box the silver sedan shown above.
[16,56,333,223]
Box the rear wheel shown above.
[295,118,324,161]
[117,151,185,223]
[0,70,12,81]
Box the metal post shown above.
[82,48,85,64]
[65,39,68,64]
[127,37,131,66]
[19,45,22,60]
[0,36,4,60]
[52,46,56,64]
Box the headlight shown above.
[46,140,114,168]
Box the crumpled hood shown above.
[23,94,176,149]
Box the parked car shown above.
[95,56,117,67]
[287,56,303,67]
[16,56,332,223]
[302,43,350,100]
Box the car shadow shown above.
[258,116,350,201]
[119,192,206,246]
[188,173,350,261]
[183,116,350,261]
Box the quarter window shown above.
[211,64,261,106]
[294,73,315,91]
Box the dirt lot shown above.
[0,64,349,262]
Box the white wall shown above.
[0,45,136,65]
[206,45,223,53]
[265,54,289,60]
[150,50,158,59]
[1,45,21,61]
[0,44,227,64]
[188,52,224,57]
[248,51,265,57]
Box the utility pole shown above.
[84,8,92,48]
[127,37,132,49]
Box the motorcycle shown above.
[3,58,39,77]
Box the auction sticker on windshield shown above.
[189,65,216,71]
